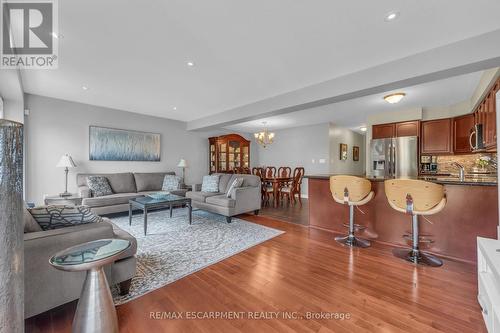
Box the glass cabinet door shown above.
[242,144,249,168]
[228,141,240,171]
[218,142,227,171]
[209,143,216,173]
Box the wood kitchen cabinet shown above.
[372,123,395,139]
[373,120,419,139]
[484,91,496,149]
[421,118,453,155]
[395,121,420,137]
[473,77,499,151]
[453,114,474,154]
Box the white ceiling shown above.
[224,71,484,133]
[21,1,500,123]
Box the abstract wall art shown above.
[89,126,161,161]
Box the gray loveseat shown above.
[77,172,188,215]
[24,208,137,318]
[186,173,261,223]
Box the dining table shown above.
[261,176,293,207]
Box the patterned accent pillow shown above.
[29,205,103,231]
[226,177,244,198]
[162,175,181,191]
[86,176,113,197]
[24,207,42,233]
[201,175,220,192]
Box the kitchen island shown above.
[307,175,498,263]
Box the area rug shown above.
[109,208,284,305]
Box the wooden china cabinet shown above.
[209,134,250,174]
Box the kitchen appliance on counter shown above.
[420,155,438,174]
[370,136,418,178]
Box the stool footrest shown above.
[342,223,367,231]
[402,234,435,244]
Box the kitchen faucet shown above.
[451,162,465,181]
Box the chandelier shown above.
[254,122,275,148]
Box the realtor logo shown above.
[1,0,58,69]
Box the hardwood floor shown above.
[26,214,486,333]
[260,198,309,226]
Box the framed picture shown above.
[89,126,161,161]
[340,143,348,160]
[353,146,360,161]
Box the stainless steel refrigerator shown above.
[370,136,418,178]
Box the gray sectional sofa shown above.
[186,173,261,223]
[24,209,137,318]
[77,172,188,215]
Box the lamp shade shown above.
[56,154,76,168]
[177,159,188,168]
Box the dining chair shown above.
[252,168,267,203]
[277,167,292,178]
[264,166,276,178]
[262,167,276,205]
[280,167,305,206]
[252,167,264,175]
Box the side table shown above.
[49,239,131,333]
[44,193,82,206]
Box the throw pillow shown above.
[24,207,42,233]
[201,175,220,192]
[29,205,103,231]
[86,176,113,197]
[162,175,181,191]
[226,177,244,198]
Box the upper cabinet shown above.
[421,118,453,155]
[453,114,475,154]
[395,121,420,137]
[372,120,419,139]
[372,123,395,139]
[473,76,499,151]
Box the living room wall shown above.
[25,94,254,204]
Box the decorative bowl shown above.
[147,192,170,200]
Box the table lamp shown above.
[177,159,188,187]
[56,154,76,197]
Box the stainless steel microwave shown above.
[470,123,485,151]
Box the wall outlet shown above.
[319,159,326,164]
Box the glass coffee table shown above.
[129,194,192,235]
[49,239,131,333]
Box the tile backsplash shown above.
[436,153,497,174]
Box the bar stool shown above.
[384,179,446,267]
[330,175,374,248]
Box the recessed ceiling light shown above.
[186,61,195,67]
[360,126,367,132]
[82,85,89,91]
[384,92,406,104]
[384,11,400,22]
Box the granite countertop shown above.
[305,174,498,186]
